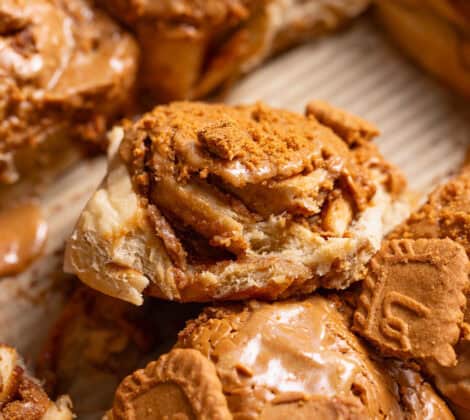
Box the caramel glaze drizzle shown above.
[0,202,47,277]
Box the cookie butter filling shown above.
[65,101,408,304]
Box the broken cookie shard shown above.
[107,296,453,419]
[0,344,73,419]
[306,100,380,145]
[65,101,408,304]
[354,238,469,367]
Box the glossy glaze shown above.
[0,202,47,276]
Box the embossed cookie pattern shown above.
[354,238,469,366]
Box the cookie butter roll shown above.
[65,101,409,304]
[375,0,470,98]
[95,0,370,102]
[354,168,470,418]
[0,344,73,419]
[105,296,453,419]
[0,0,138,183]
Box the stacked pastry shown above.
[0,2,383,418]
[107,296,454,419]
[59,99,465,418]
[2,1,470,418]
[72,104,470,419]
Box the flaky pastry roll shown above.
[65,100,408,305]
[96,0,370,101]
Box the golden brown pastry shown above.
[37,288,201,418]
[65,101,409,305]
[107,296,453,419]
[0,0,138,182]
[355,168,470,417]
[0,344,73,419]
[96,0,370,102]
[375,0,470,98]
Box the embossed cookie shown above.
[65,101,408,304]
[111,349,231,420]
[354,238,469,366]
